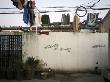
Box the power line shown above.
[0,12,22,14]
[0,8,15,9]
[75,0,109,17]
[0,0,109,15]
[75,6,87,17]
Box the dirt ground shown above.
[0,73,105,82]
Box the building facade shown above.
[100,10,110,33]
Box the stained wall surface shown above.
[22,32,108,72]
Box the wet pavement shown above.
[0,73,104,82]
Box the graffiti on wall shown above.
[92,45,106,48]
[44,43,71,53]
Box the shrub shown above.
[24,56,46,70]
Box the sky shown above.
[0,0,110,27]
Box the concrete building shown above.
[100,10,110,33]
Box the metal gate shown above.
[0,35,22,72]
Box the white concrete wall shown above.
[22,32,108,72]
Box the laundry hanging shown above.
[23,2,29,24]
[11,0,36,26]
[73,15,80,32]
[29,8,35,26]
[23,1,35,26]
[86,13,99,29]
[41,15,50,25]
[61,14,70,25]
[34,11,41,27]
[11,0,25,10]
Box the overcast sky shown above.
[0,0,110,27]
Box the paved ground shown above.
[0,73,105,82]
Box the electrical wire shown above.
[75,0,102,17]
[75,6,87,17]
[0,0,109,15]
